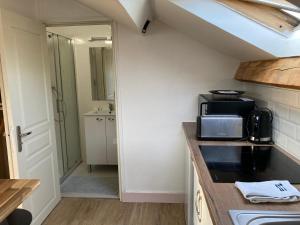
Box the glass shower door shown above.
[57,36,81,171]
[48,33,81,178]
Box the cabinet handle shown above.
[108,118,115,121]
[195,190,202,223]
[96,118,103,121]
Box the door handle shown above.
[16,126,32,152]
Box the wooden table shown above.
[0,179,39,223]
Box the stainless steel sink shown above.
[229,210,300,225]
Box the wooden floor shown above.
[43,198,186,225]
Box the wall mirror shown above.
[89,47,115,100]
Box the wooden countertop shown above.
[0,179,39,222]
[183,122,300,225]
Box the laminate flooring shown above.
[42,198,185,225]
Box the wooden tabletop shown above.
[0,179,39,222]
[183,122,300,225]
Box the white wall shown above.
[74,40,114,162]
[36,0,107,24]
[245,83,300,160]
[0,0,108,24]
[115,21,240,194]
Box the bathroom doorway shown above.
[47,24,119,199]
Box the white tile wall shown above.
[244,83,300,159]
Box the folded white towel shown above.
[235,180,300,203]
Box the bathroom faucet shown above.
[109,103,113,114]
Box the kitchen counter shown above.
[183,122,300,225]
[0,179,39,222]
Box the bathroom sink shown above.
[83,110,115,116]
[229,210,300,225]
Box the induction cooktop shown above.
[199,145,300,183]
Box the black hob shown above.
[199,145,300,183]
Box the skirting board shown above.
[62,192,119,199]
[122,192,185,203]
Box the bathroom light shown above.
[89,36,112,44]
[105,39,112,45]
[73,38,85,45]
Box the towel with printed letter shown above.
[235,180,300,203]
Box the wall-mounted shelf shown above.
[235,56,300,90]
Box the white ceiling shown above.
[47,25,111,40]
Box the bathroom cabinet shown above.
[84,115,117,166]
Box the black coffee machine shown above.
[248,108,273,144]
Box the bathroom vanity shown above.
[83,111,117,166]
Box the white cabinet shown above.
[193,164,213,225]
[84,115,117,165]
[185,141,213,225]
[106,116,118,164]
[185,143,194,225]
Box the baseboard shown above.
[121,192,185,203]
[62,192,119,199]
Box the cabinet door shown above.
[106,116,118,164]
[193,166,202,225]
[84,116,107,165]
[185,142,194,225]
[193,164,213,225]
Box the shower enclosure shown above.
[47,33,81,180]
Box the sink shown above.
[83,110,115,116]
[229,210,300,225]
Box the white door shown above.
[106,116,117,164]
[0,9,60,225]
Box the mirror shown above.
[89,47,115,100]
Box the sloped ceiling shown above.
[165,0,300,60]
[76,0,153,32]
[153,0,274,61]
[2,0,299,61]
[75,0,300,61]
[76,0,293,61]
[118,0,153,30]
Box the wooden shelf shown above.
[235,56,300,90]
